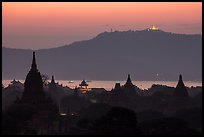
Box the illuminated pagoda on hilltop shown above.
[150,25,159,30]
[147,25,159,31]
[174,74,189,97]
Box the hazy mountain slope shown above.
[2,30,202,81]
[2,47,33,79]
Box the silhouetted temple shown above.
[123,74,135,92]
[20,51,59,111]
[7,79,24,90]
[114,83,121,90]
[48,75,60,103]
[111,83,122,93]
[79,80,88,88]
[22,52,45,102]
[3,52,59,134]
[111,74,138,94]
[51,75,55,84]
[48,75,57,91]
[174,74,188,97]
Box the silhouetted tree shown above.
[173,107,202,129]
[41,74,49,86]
[92,107,140,135]
[137,109,165,123]
[139,117,200,135]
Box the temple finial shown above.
[125,74,133,85]
[127,74,131,81]
[51,75,55,83]
[31,51,38,72]
[179,74,182,81]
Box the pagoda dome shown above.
[79,80,88,87]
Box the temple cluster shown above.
[2,52,200,135]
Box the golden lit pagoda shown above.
[149,25,159,30]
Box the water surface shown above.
[2,80,202,91]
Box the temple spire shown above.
[51,75,55,84]
[123,74,135,92]
[31,51,38,72]
[179,74,182,81]
[128,74,130,80]
[175,74,188,97]
[126,74,133,85]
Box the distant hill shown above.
[2,29,202,81]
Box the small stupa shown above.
[174,74,188,97]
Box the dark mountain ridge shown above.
[2,29,202,81]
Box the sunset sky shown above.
[2,2,202,50]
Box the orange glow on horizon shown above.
[3,2,201,27]
[2,2,202,49]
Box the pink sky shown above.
[2,2,202,50]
